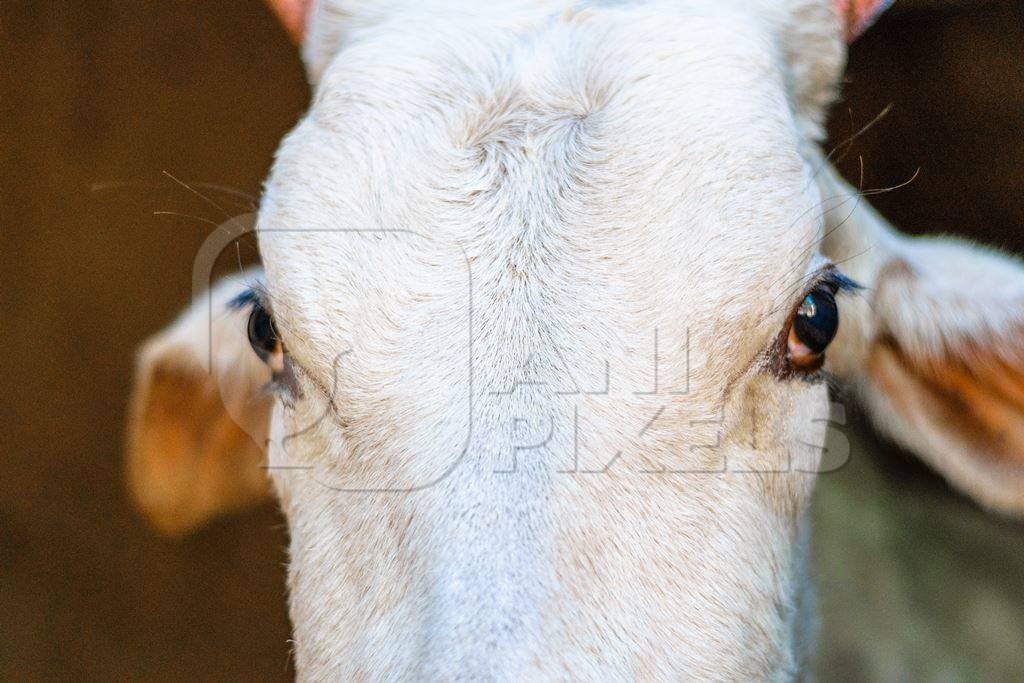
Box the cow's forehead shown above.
[258,4,822,389]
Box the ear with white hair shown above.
[745,0,891,140]
[263,0,401,83]
[817,158,1024,516]
[126,271,273,536]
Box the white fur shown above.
[258,1,844,678]
[130,0,1024,678]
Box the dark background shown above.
[2,1,1023,679]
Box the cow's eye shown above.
[787,285,839,372]
[247,302,285,373]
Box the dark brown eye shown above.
[787,286,839,371]
[247,303,285,373]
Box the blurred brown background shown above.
[2,1,1023,680]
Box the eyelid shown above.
[795,257,861,295]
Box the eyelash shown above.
[817,270,861,296]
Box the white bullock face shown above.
[127,1,1024,679]
[256,3,843,676]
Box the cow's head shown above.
[127,0,1024,677]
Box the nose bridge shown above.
[414,393,561,675]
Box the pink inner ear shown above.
[836,0,893,41]
[264,0,312,43]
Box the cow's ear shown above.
[836,0,893,41]
[264,0,311,43]
[756,0,891,143]
[263,0,392,83]
[818,160,1024,516]
[126,271,273,536]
